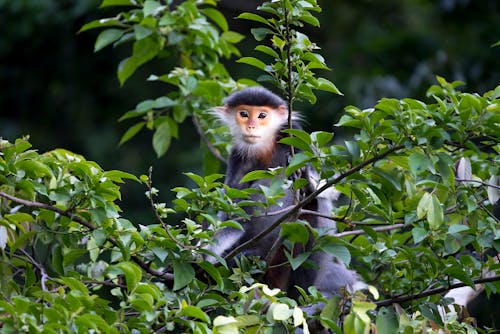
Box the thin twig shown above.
[19,248,51,291]
[147,167,198,250]
[0,191,174,282]
[335,224,404,238]
[223,144,405,261]
[192,115,227,164]
[456,178,500,190]
[375,274,500,307]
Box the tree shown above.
[0,0,499,333]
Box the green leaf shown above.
[94,29,124,52]
[316,77,342,95]
[237,57,267,70]
[240,170,275,183]
[345,140,360,163]
[299,12,320,27]
[134,25,153,40]
[311,131,333,147]
[5,213,34,224]
[214,316,239,334]
[152,120,172,157]
[250,27,273,41]
[285,152,311,177]
[412,227,427,243]
[173,261,195,290]
[372,168,401,191]
[58,277,90,295]
[143,0,161,16]
[286,251,311,270]
[417,193,432,219]
[281,222,309,244]
[267,303,293,322]
[317,236,351,265]
[179,305,211,323]
[15,159,53,178]
[202,8,228,32]
[75,314,111,333]
[198,261,223,288]
[255,45,279,58]
[428,195,444,229]
[118,36,161,85]
[100,0,135,7]
[119,122,145,145]
[116,261,142,292]
[102,170,138,182]
[376,307,399,334]
[63,248,88,267]
[237,12,270,26]
[408,152,432,176]
[78,18,122,33]
[221,31,245,43]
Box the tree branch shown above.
[223,144,405,261]
[375,274,500,307]
[0,191,174,282]
[456,178,500,190]
[147,167,198,250]
[335,224,404,238]
[192,115,227,164]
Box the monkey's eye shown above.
[257,112,267,119]
[239,111,249,118]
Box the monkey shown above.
[206,87,362,327]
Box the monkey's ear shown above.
[277,105,288,115]
[213,106,228,114]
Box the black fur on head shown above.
[224,87,287,109]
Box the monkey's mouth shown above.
[243,135,261,143]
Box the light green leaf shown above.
[286,251,311,270]
[316,77,342,95]
[120,122,145,145]
[100,0,135,8]
[152,120,171,157]
[255,45,279,58]
[240,170,275,183]
[237,57,267,70]
[5,213,34,224]
[116,261,142,292]
[221,31,245,43]
[237,12,270,26]
[412,227,427,243]
[376,307,399,334]
[213,316,239,334]
[179,305,210,323]
[268,303,293,322]
[417,193,432,219]
[95,29,124,52]
[202,8,228,32]
[427,194,443,229]
[118,36,161,85]
[408,152,432,176]
[143,0,161,16]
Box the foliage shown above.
[1,0,500,333]
[236,0,341,108]
[79,0,246,159]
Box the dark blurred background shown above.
[1,0,499,222]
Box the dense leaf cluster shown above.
[1,0,499,333]
[1,81,499,333]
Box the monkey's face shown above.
[231,105,287,145]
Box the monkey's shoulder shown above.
[225,143,293,188]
